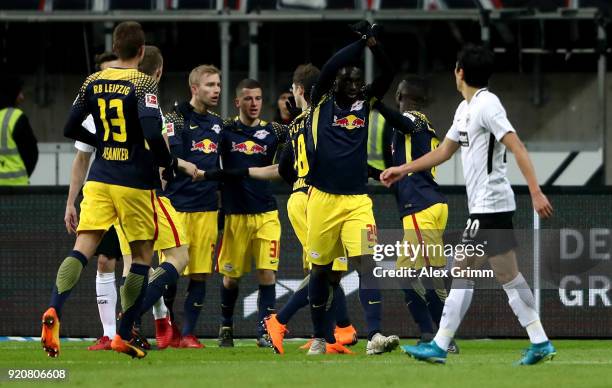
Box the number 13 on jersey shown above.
[98,98,127,143]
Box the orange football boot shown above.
[334,325,358,346]
[41,307,60,358]
[264,314,289,354]
[111,335,147,359]
[326,342,354,354]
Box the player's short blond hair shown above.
[189,64,221,87]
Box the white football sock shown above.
[433,279,474,350]
[525,321,548,344]
[503,273,549,344]
[152,296,168,320]
[96,271,117,338]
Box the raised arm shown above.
[367,40,395,100]
[311,39,367,106]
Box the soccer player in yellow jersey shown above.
[41,22,197,359]
[114,45,197,351]
[216,79,288,347]
[66,45,182,352]
[156,65,224,348]
[373,77,456,352]
[304,22,399,355]
[252,64,356,354]
[64,52,122,352]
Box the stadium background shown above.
[1,0,611,339]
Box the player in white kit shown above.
[380,44,555,366]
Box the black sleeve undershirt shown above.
[367,43,395,100]
[12,115,39,176]
[277,144,297,185]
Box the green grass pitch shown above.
[1,340,611,387]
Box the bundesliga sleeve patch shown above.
[145,93,159,109]
[165,122,175,136]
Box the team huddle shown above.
[41,20,556,365]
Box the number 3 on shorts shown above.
[269,240,279,258]
[366,224,377,243]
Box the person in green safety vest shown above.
[367,100,393,180]
[0,75,38,185]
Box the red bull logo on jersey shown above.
[231,140,267,155]
[191,139,218,154]
[332,114,365,130]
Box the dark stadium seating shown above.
[377,0,419,9]
[53,0,92,10]
[224,0,243,11]
[109,0,155,10]
[0,0,607,12]
[0,0,41,10]
[247,0,277,10]
[327,0,358,10]
[497,0,564,12]
[446,0,479,8]
[374,0,608,11]
[171,0,217,9]
[580,0,611,13]
[376,0,567,9]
